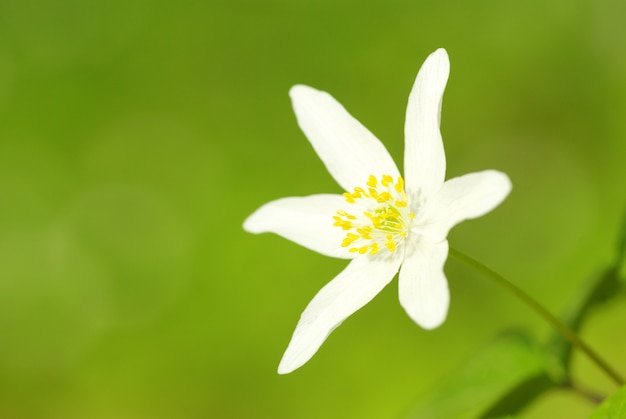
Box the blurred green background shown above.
[0,0,625,417]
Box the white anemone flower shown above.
[244,48,512,374]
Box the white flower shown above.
[243,49,512,374]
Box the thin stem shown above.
[449,246,625,387]
[561,381,605,405]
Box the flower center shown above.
[333,174,414,255]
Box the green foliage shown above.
[413,213,626,418]
[591,385,626,419]
[547,211,626,382]
[408,330,551,418]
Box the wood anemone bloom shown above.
[244,49,512,374]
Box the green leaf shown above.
[616,209,626,267]
[547,266,622,380]
[547,210,626,380]
[591,385,626,418]
[618,209,626,286]
[407,329,553,419]
[479,374,553,418]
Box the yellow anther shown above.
[354,187,366,197]
[385,235,396,252]
[337,209,357,220]
[396,200,407,207]
[357,227,372,239]
[335,174,412,256]
[333,215,352,230]
[395,177,404,193]
[374,192,390,203]
[342,233,359,247]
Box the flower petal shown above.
[398,239,449,329]
[278,254,402,374]
[243,194,356,259]
[404,48,450,199]
[422,170,512,241]
[290,85,400,192]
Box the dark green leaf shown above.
[479,373,554,418]
[547,210,626,379]
[407,329,552,419]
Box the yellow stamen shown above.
[335,174,413,255]
[385,235,396,252]
[395,177,404,193]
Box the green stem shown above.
[561,381,605,405]
[449,247,625,387]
